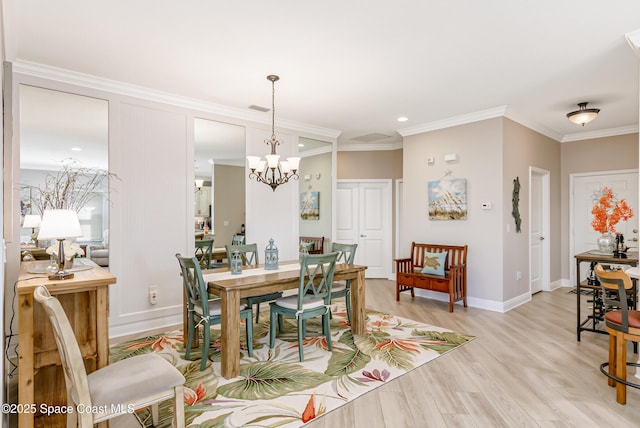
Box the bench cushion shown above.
[421,251,447,276]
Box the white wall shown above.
[402,118,505,310]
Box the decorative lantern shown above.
[265,238,279,270]
[230,250,242,275]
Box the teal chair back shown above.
[176,254,210,317]
[225,243,259,266]
[194,239,213,269]
[331,242,357,264]
[298,252,339,309]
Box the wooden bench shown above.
[299,236,324,254]
[395,242,468,312]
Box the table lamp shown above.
[37,209,82,280]
[22,214,41,244]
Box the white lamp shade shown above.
[37,209,83,239]
[194,179,204,188]
[265,154,280,169]
[22,214,41,228]
[286,157,301,171]
[247,156,261,170]
[280,160,291,173]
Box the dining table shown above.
[183,261,367,379]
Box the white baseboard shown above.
[413,289,531,313]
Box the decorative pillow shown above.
[300,241,314,252]
[421,251,447,276]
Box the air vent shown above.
[352,133,393,142]
[249,104,270,112]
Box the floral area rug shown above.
[110,304,474,427]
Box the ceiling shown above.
[5,1,640,152]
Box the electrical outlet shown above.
[149,286,158,305]
[516,271,523,280]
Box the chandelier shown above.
[247,75,300,191]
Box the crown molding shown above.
[626,29,640,57]
[561,125,639,142]
[11,60,342,140]
[337,141,403,152]
[300,145,333,158]
[502,107,564,141]
[397,106,507,137]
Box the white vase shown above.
[597,232,615,253]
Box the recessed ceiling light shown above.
[397,116,408,122]
[298,143,305,147]
[71,147,82,151]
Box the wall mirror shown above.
[19,84,109,261]
[298,137,333,252]
[194,118,246,248]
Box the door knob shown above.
[631,238,639,242]
[360,234,367,237]
[634,229,638,234]
[539,236,545,240]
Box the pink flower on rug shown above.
[184,383,206,406]
[375,338,422,354]
[358,368,390,383]
[301,393,326,423]
[124,334,182,352]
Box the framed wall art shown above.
[428,178,467,220]
[300,191,320,220]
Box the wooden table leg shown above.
[18,293,34,428]
[350,269,366,335]
[220,289,241,378]
[96,286,109,368]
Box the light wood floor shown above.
[306,279,640,428]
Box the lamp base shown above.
[48,270,74,280]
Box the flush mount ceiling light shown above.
[567,102,600,126]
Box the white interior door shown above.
[529,168,549,293]
[571,170,639,283]
[336,180,392,278]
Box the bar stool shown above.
[595,264,640,404]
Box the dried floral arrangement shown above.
[591,186,634,234]
[25,159,114,214]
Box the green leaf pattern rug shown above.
[110,304,474,427]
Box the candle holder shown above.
[265,238,279,270]
[230,250,242,275]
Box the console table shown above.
[574,251,638,341]
[17,259,116,428]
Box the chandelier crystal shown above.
[247,75,300,191]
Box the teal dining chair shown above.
[176,253,253,371]
[269,252,339,362]
[329,242,358,323]
[225,243,283,323]
[194,239,213,269]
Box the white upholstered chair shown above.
[33,285,185,427]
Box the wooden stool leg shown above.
[615,333,627,404]
[609,333,617,387]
